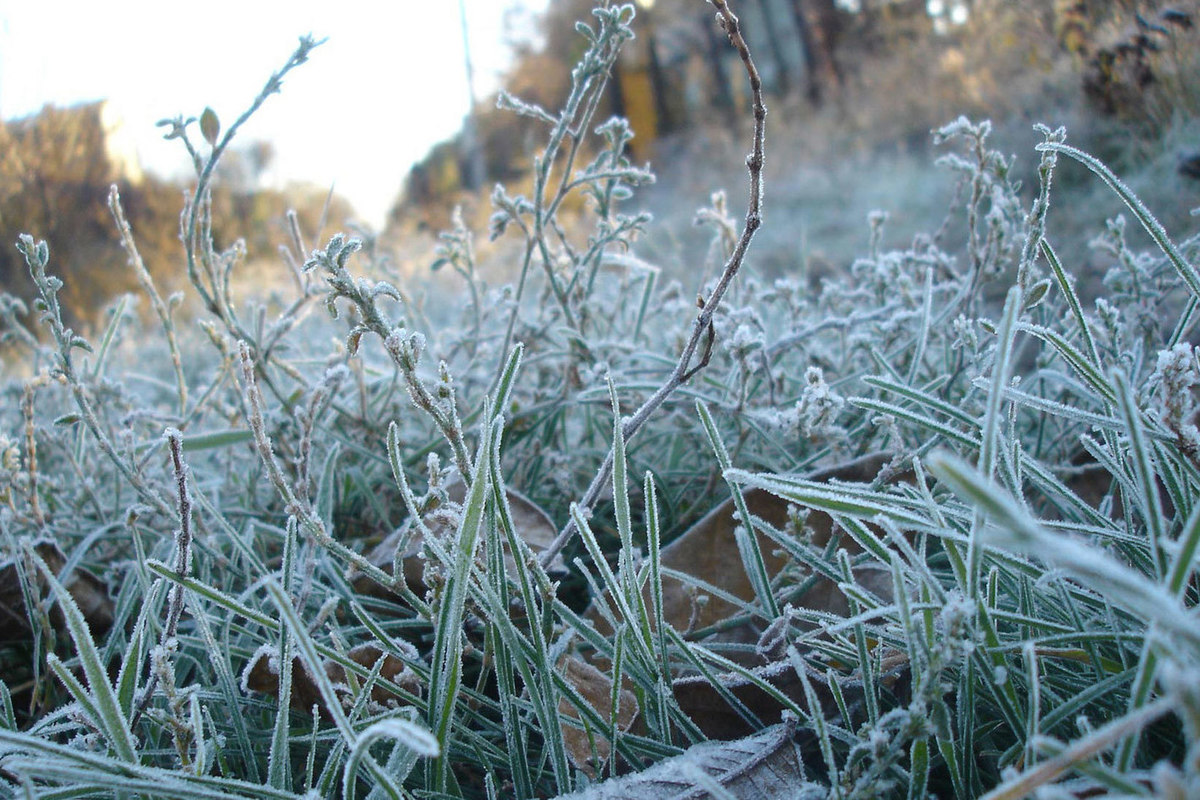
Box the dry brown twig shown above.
[130,429,194,729]
[541,0,766,567]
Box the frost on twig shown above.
[541,0,768,566]
[303,234,474,482]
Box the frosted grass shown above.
[1,2,1199,797]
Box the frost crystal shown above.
[796,366,845,439]
[1151,343,1200,458]
[725,322,765,361]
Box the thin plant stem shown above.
[542,0,767,567]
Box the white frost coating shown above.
[796,366,845,439]
[239,643,279,695]
[1151,343,1200,456]
[360,717,440,757]
[551,721,825,799]
[384,635,420,662]
[322,363,351,385]
[724,322,765,360]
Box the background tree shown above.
[0,104,354,329]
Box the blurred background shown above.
[1,0,1198,328]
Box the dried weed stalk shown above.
[542,0,768,566]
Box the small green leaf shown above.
[179,428,253,451]
[1023,278,1051,309]
[27,545,138,762]
[200,107,220,147]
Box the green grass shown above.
[1,3,1199,798]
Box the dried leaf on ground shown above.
[558,654,641,777]
[0,540,113,641]
[652,488,794,636]
[552,718,826,799]
[241,641,419,715]
[354,479,563,596]
[589,453,900,649]
[582,453,909,739]
[672,644,909,741]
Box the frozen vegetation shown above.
[1,2,1200,798]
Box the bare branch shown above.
[541,0,767,567]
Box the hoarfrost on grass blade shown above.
[929,451,1200,650]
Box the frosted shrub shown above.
[0,1,1199,798]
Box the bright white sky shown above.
[0,0,549,230]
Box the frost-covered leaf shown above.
[343,716,438,799]
[25,544,135,763]
[177,428,254,452]
[552,719,825,799]
[355,477,563,596]
[241,641,420,715]
[1024,278,1051,309]
[557,655,640,778]
[0,540,113,641]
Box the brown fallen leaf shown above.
[552,717,825,799]
[241,641,419,716]
[585,487,796,663]
[589,453,902,648]
[672,644,910,741]
[582,453,910,739]
[242,647,324,715]
[557,655,640,778]
[353,479,564,597]
[652,488,794,638]
[0,540,113,641]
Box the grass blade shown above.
[697,400,779,618]
[929,451,1200,649]
[1113,370,1166,580]
[427,411,497,791]
[343,718,437,800]
[1038,140,1200,302]
[26,544,137,763]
